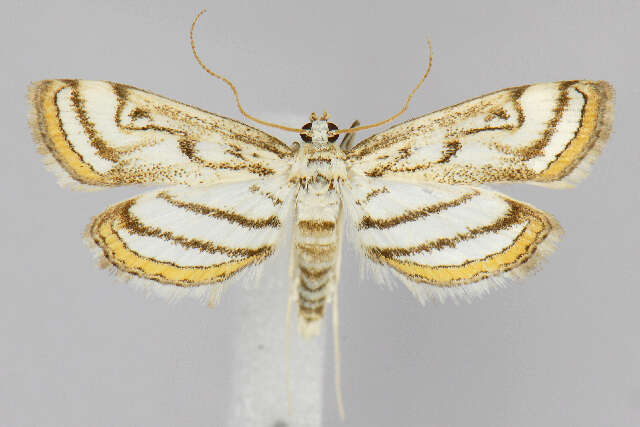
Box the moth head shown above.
[300,111,339,144]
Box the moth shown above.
[29,71,615,322]
[28,12,614,416]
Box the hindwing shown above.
[343,177,562,302]
[86,177,293,300]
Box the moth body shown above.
[290,119,347,337]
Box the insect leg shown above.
[340,120,360,150]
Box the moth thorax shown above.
[311,120,329,144]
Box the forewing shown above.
[29,80,293,189]
[342,177,562,302]
[348,81,614,187]
[85,177,294,300]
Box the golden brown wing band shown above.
[88,201,263,286]
[536,81,614,182]
[29,80,108,185]
[370,204,558,287]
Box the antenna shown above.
[329,39,434,136]
[190,10,308,134]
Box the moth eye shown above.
[300,123,312,143]
[327,123,339,142]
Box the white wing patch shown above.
[85,177,294,303]
[343,177,563,303]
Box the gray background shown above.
[2,0,639,425]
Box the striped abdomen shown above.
[295,211,340,337]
